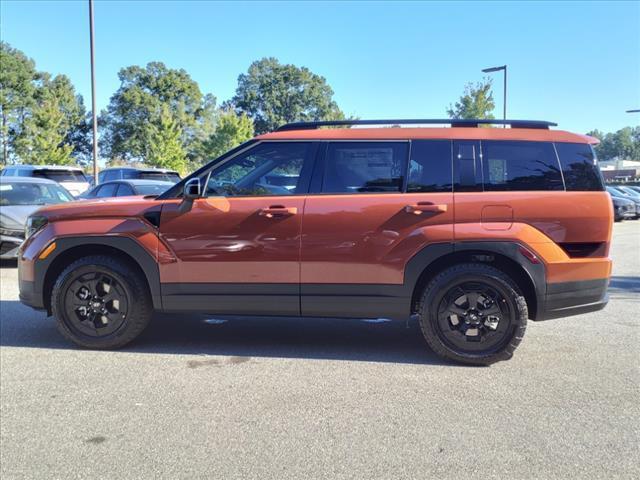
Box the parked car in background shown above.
[626,185,640,194]
[0,177,74,258]
[607,188,636,222]
[1,165,90,196]
[79,179,175,199]
[606,186,640,219]
[18,118,614,366]
[98,167,181,184]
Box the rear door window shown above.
[407,140,452,192]
[34,170,88,182]
[321,142,408,194]
[480,141,563,191]
[554,142,605,191]
[453,141,482,192]
[102,170,120,181]
[116,183,135,196]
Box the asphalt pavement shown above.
[1,222,639,479]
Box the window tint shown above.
[103,170,120,181]
[205,142,313,196]
[554,142,604,191]
[453,141,482,192]
[34,170,87,182]
[139,172,181,182]
[481,141,563,191]
[407,140,452,192]
[322,142,408,194]
[17,169,32,177]
[116,183,135,196]
[95,183,118,198]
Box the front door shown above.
[158,141,317,315]
[300,140,455,318]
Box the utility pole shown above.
[482,65,507,127]
[89,0,99,183]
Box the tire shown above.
[416,263,527,366]
[51,255,152,349]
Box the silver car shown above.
[0,177,74,259]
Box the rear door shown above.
[300,140,454,318]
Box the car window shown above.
[139,172,181,182]
[321,142,408,194]
[95,183,118,198]
[33,170,88,182]
[122,170,137,179]
[0,182,74,205]
[103,170,120,182]
[116,183,135,196]
[407,140,452,193]
[135,183,172,195]
[17,169,32,177]
[205,142,313,197]
[481,141,563,191]
[554,143,605,191]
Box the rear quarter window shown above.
[554,142,605,191]
[481,141,563,191]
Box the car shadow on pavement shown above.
[0,300,456,366]
[608,276,640,299]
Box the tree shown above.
[100,62,216,164]
[201,109,254,160]
[588,127,640,161]
[145,106,187,173]
[231,57,345,134]
[0,42,37,164]
[13,74,86,165]
[447,78,495,120]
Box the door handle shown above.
[259,206,298,218]
[404,203,448,215]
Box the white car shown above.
[1,164,91,196]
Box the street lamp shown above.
[89,0,99,184]
[482,65,507,127]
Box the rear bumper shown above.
[536,278,609,321]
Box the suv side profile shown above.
[18,119,613,365]
[1,165,90,196]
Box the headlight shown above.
[25,215,48,239]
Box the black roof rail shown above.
[276,119,557,131]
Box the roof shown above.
[100,179,175,186]
[7,164,85,171]
[0,176,58,185]
[258,127,598,145]
[101,167,179,173]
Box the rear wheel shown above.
[52,255,152,349]
[417,263,527,365]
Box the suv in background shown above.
[79,179,175,199]
[18,119,613,365]
[98,167,181,184]
[1,165,90,196]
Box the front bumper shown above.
[19,279,45,310]
[536,278,609,320]
[0,234,24,259]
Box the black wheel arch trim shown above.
[34,236,162,312]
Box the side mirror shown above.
[179,178,201,214]
[184,178,201,200]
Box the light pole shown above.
[89,0,99,184]
[482,65,507,127]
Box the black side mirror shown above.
[179,178,201,214]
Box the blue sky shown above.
[2,0,639,134]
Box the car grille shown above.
[0,227,24,239]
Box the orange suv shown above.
[18,119,612,365]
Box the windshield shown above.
[0,182,74,205]
[138,172,181,182]
[33,169,88,183]
[135,183,173,195]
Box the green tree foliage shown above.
[101,62,216,165]
[145,106,187,173]
[587,127,640,161]
[231,57,345,134]
[447,78,495,120]
[0,42,88,165]
[201,109,254,160]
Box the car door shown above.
[158,141,318,315]
[300,140,455,319]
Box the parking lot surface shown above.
[1,222,639,479]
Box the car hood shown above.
[33,195,167,222]
[0,205,43,228]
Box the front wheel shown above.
[51,255,152,349]
[417,263,528,365]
